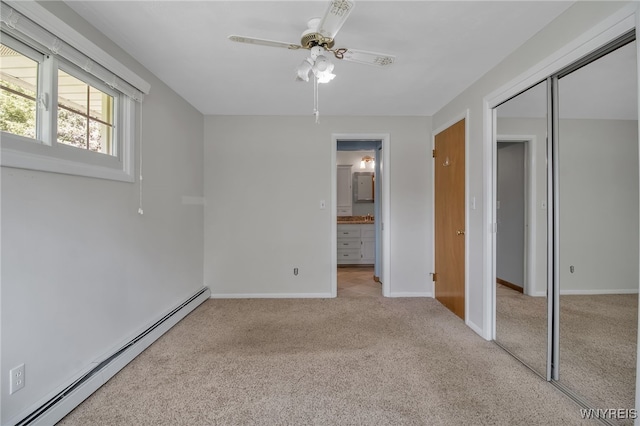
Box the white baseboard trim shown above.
[387,291,433,298]
[210,292,333,299]
[519,289,638,297]
[466,319,487,340]
[560,289,639,295]
[12,287,211,426]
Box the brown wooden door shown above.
[434,119,466,320]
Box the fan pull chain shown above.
[313,74,320,123]
[138,102,144,215]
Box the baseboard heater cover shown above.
[12,287,211,426]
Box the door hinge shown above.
[432,149,437,158]
[431,272,437,282]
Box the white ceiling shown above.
[65,1,576,116]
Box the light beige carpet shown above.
[495,284,548,376]
[496,285,637,419]
[59,297,596,425]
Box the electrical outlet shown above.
[10,364,25,394]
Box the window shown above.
[0,41,40,139]
[0,1,149,182]
[56,67,116,155]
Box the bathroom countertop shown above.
[337,216,375,225]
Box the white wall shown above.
[336,150,375,216]
[1,2,205,423]
[559,119,639,293]
[204,116,432,298]
[432,1,634,336]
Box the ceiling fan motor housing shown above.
[301,31,335,50]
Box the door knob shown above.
[456,230,465,236]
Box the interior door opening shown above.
[336,140,382,298]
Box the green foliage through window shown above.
[57,69,114,154]
[0,79,37,138]
[1,41,38,139]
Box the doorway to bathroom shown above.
[332,135,389,297]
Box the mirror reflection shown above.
[495,80,549,377]
[354,172,374,202]
[495,37,638,417]
[557,39,638,411]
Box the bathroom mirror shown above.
[354,172,374,202]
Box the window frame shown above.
[56,59,120,157]
[0,2,145,183]
[0,33,43,142]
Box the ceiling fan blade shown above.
[340,49,395,67]
[317,0,355,40]
[228,35,303,50]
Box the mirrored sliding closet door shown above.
[494,32,639,421]
[495,80,549,379]
[556,38,638,413]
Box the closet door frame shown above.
[486,0,639,393]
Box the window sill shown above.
[1,133,134,182]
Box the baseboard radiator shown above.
[13,287,211,426]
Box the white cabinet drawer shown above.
[338,229,360,238]
[337,249,361,261]
[338,239,360,249]
[337,207,352,216]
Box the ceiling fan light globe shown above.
[313,55,333,73]
[296,58,313,82]
[316,71,335,84]
[310,45,324,59]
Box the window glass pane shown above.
[0,43,38,139]
[57,107,87,149]
[57,69,114,155]
[57,69,86,116]
[90,121,110,154]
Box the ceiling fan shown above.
[228,0,396,84]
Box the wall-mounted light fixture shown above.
[360,155,375,169]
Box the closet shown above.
[494,33,638,417]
